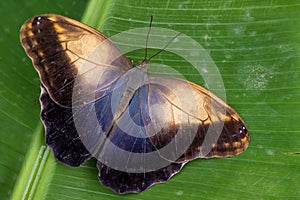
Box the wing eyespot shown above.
[238,125,248,135]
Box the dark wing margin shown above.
[97,161,183,194]
[40,86,91,166]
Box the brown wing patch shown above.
[20,15,82,106]
[147,76,249,161]
[20,14,132,107]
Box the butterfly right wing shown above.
[88,72,249,193]
[93,74,249,164]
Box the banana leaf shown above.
[0,0,299,199]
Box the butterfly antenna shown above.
[147,32,181,62]
[143,16,153,63]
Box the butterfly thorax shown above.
[113,66,149,120]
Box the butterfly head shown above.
[136,58,149,72]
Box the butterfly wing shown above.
[20,14,132,166]
[148,75,249,160]
[20,14,132,107]
[92,73,249,161]
[89,70,249,193]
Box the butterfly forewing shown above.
[90,72,249,170]
[20,14,132,107]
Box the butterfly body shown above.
[20,14,249,194]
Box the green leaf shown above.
[1,0,299,199]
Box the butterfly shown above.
[20,14,249,194]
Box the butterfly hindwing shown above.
[97,161,183,194]
[40,85,91,166]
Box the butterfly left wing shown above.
[20,14,133,107]
[20,14,133,166]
